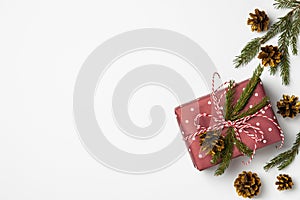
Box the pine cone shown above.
[258,45,281,67]
[277,95,300,118]
[199,131,225,155]
[234,171,261,198]
[276,174,294,191]
[247,9,269,32]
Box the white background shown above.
[1,0,300,199]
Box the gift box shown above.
[175,78,283,171]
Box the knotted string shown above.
[184,73,284,165]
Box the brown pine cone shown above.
[199,131,225,156]
[276,174,294,191]
[234,171,261,198]
[258,45,281,67]
[247,9,269,32]
[277,95,300,118]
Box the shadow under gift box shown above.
[175,79,283,171]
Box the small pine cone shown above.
[199,131,225,155]
[258,45,281,67]
[247,9,269,32]
[276,174,294,191]
[277,95,300,118]
[234,171,261,198]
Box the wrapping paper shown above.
[175,79,283,171]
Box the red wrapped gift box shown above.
[175,79,283,171]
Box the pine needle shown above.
[231,97,269,121]
[290,10,300,55]
[234,2,300,85]
[278,13,292,85]
[274,0,300,9]
[234,38,261,68]
[233,137,253,157]
[210,64,265,175]
[211,151,221,164]
[264,131,300,171]
[269,65,279,75]
[261,17,287,44]
[232,65,264,116]
[215,127,234,176]
[225,80,235,120]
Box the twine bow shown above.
[184,72,284,165]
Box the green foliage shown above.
[211,151,221,165]
[278,13,292,85]
[213,65,264,176]
[261,18,287,44]
[225,80,235,120]
[290,10,300,55]
[279,47,290,85]
[234,38,261,68]
[274,0,300,9]
[215,127,234,176]
[233,137,253,157]
[234,2,300,85]
[264,131,300,171]
[232,65,264,116]
[231,97,269,121]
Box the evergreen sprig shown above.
[213,65,265,176]
[215,127,235,176]
[211,150,222,165]
[274,0,300,9]
[234,38,261,67]
[231,97,269,121]
[290,10,300,55]
[234,1,300,85]
[232,65,264,116]
[233,136,253,157]
[261,17,287,44]
[279,13,292,85]
[225,80,235,120]
[264,131,300,171]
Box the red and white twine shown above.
[184,73,284,165]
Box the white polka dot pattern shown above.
[181,75,285,168]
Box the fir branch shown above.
[262,17,288,78]
[225,80,235,120]
[234,3,300,85]
[211,151,222,164]
[232,65,264,116]
[215,127,234,176]
[234,38,261,68]
[290,10,300,55]
[235,17,288,68]
[279,47,290,85]
[231,97,269,121]
[264,131,300,171]
[261,17,288,44]
[233,137,253,157]
[278,13,292,85]
[269,65,279,75]
[263,151,290,170]
[278,154,295,170]
[274,0,300,9]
